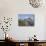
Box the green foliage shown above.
[18,19,26,26]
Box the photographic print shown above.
[18,14,35,26]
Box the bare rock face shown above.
[29,0,43,8]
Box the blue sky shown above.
[18,14,34,20]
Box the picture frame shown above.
[18,14,35,26]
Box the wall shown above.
[0,0,46,40]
